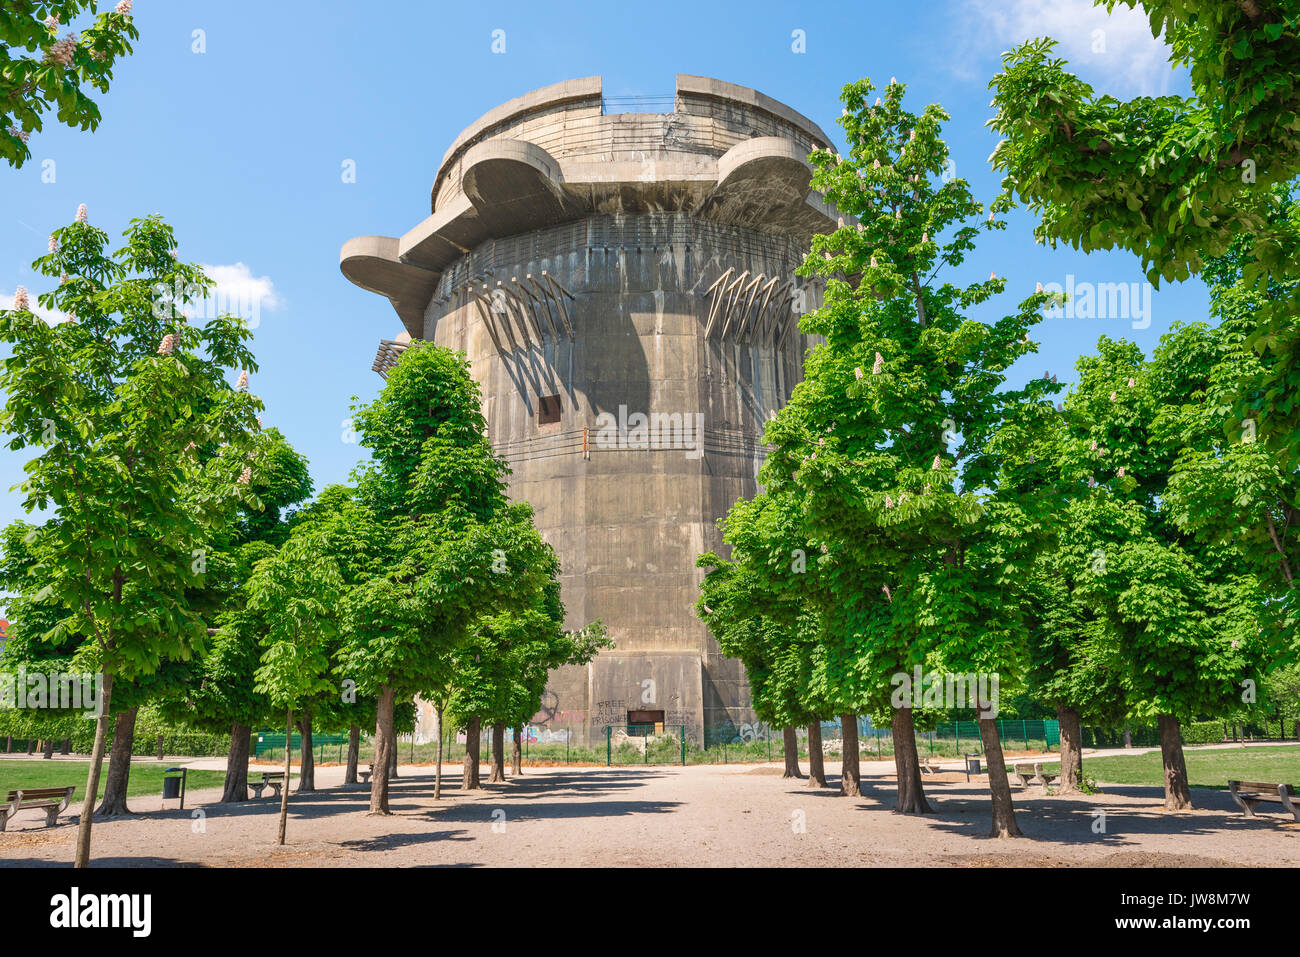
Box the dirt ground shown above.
[2,761,1297,867]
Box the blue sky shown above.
[0,0,1200,576]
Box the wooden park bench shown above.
[1228,780,1300,822]
[247,772,285,800]
[1013,763,1058,787]
[0,786,75,831]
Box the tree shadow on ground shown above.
[418,798,681,825]
[38,767,674,830]
[842,779,1290,846]
[416,770,681,823]
[337,829,474,853]
[0,855,199,867]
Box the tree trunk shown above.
[782,726,804,778]
[344,724,359,785]
[27,738,35,754]
[155,733,164,761]
[434,704,445,800]
[221,721,251,803]
[463,716,482,790]
[41,737,54,759]
[295,710,315,793]
[807,723,826,787]
[97,706,138,818]
[61,737,70,755]
[1123,727,1132,748]
[1157,714,1193,810]
[1056,705,1083,794]
[838,714,860,797]
[389,730,398,779]
[891,706,933,814]
[74,672,113,868]
[276,708,292,844]
[369,686,395,814]
[489,722,506,783]
[6,735,11,753]
[976,711,1022,837]
[512,726,522,776]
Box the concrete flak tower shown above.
[341,75,844,746]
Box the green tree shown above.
[987,2,1300,533]
[1155,190,1299,638]
[1263,663,1300,736]
[340,342,560,810]
[248,522,352,844]
[449,575,608,784]
[0,210,260,866]
[1020,560,1129,793]
[164,428,312,802]
[758,77,1049,834]
[259,491,384,803]
[986,1,1300,282]
[1042,336,1266,808]
[697,544,827,782]
[1,1,139,168]
[179,558,273,803]
[0,519,82,757]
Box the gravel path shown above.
[2,762,1296,867]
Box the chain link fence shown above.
[240,717,1288,771]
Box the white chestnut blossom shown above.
[47,34,77,68]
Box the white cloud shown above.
[173,262,282,329]
[957,0,1177,97]
[0,288,63,326]
[3,264,281,330]
[201,261,280,314]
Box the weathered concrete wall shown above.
[342,76,841,746]
[425,212,818,744]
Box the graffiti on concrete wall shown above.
[737,720,775,743]
[523,726,571,744]
[593,699,626,726]
[664,707,698,737]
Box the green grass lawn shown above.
[1085,745,1300,790]
[0,760,226,801]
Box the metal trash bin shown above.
[964,753,981,781]
[162,766,188,808]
